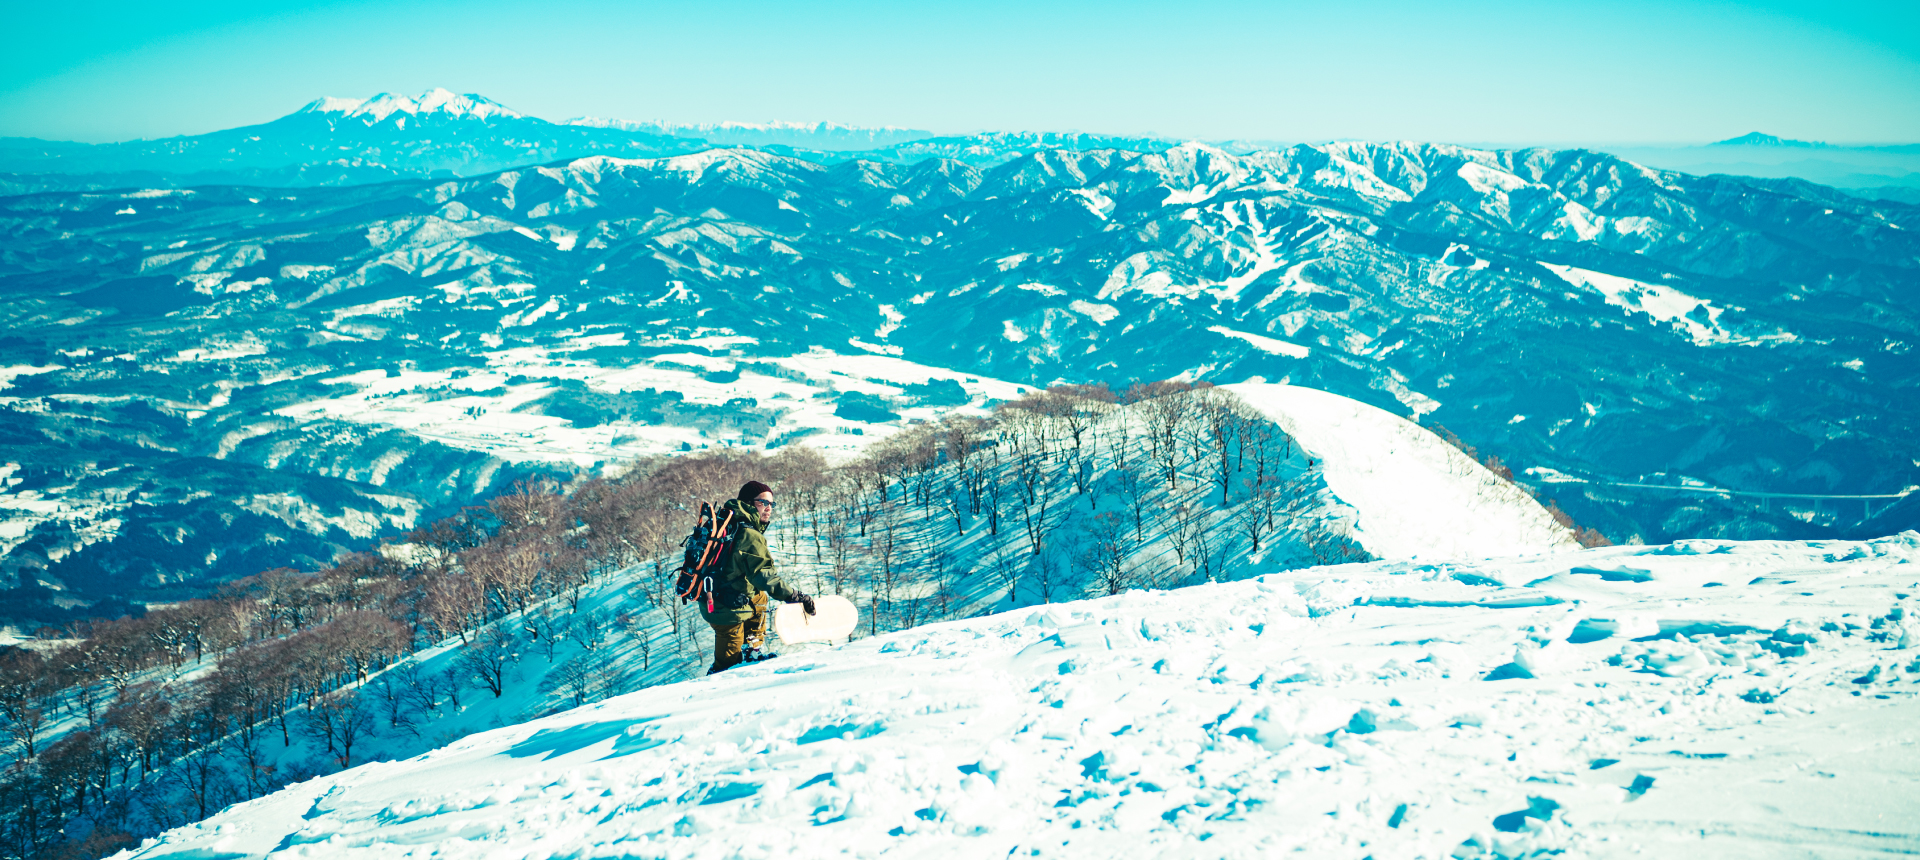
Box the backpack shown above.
[675,501,743,612]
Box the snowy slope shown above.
[1224,383,1580,562]
[119,534,1920,860]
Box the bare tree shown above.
[983,443,1005,537]
[545,655,598,708]
[456,627,518,698]
[1127,381,1202,487]
[1191,389,1255,507]
[172,689,233,818]
[1171,502,1206,568]
[871,505,904,633]
[1032,540,1069,604]
[1002,410,1059,555]
[0,649,54,758]
[374,665,420,735]
[463,538,549,616]
[992,549,1023,606]
[1191,514,1233,582]
[1080,511,1134,596]
[331,611,411,684]
[1243,474,1284,553]
[488,477,566,535]
[616,612,653,670]
[944,416,991,516]
[421,572,486,644]
[1115,466,1150,541]
[302,693,377,769]
[102,684,170,782]
[229,728,277,800]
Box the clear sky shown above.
[2,0,1916,145]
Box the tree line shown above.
[0,379,1593,859]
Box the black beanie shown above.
[737,480,772,501]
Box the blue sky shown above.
[2,0,1916,144]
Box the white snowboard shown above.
[773,595,859,644]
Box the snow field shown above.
[122,533,1920,859]
[1223,383,1580,562]
[1539,264,1737,347]
[270,345,1029,466]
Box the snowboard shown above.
[772,595,859,644]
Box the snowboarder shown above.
[704,480,815,674]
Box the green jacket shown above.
[700,498,799,624]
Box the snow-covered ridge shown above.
[119,533,1920,859]
[1226,383,1580,561]
[295,88,522,122]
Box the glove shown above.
[796,592,817,616]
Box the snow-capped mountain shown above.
[296,88,524,125]
[113,531,1920,858]
[787,130,1182,166]
[0,90,706,190]
[567,116,932,150]
[1,134,1915,621]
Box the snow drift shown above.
[119,533,1920,859]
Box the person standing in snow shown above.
[705,480,815,674]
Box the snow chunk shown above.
[1162,185,1216,205]
[0,365,62,391]
[1457,161,1531,194]
[1209,325,1309,358]
[875,304,903,339]
[1069,300,1118,325]
[846,337,903,356]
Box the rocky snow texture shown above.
[119,533,1920,859]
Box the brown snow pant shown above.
[707,592,768,675]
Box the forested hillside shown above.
[0,381,1580,859]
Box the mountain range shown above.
[0,89,1177,195]
[0,89,704,192]
[1,90,1916,623]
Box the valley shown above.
[2,104,1916,619]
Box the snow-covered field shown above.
[272,343,1031,466]
[121,533,1920,859]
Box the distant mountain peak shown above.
[562,117,934,151]
[566,117,921,134]
[1711,131,1829,148]
[294,88,522,123]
